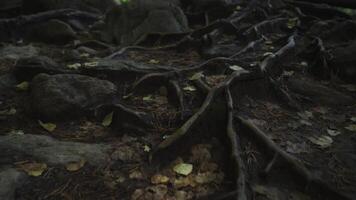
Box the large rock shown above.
[0,134,113,166]
[31,73,117,119]
[329,40,356,83]
[0,168,26,200]
[22,0,115,13]
[103,0,189,45]
[24,19,77,45]
[0,45,38,60]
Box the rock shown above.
[329,40,356,83]
[287,76,354,106]
[0,74,17,94]
[0,134,113,166]
[31,73,117,119]
[24,19,77,44]
[0,45,38,60]
[104,0,189,45]
[14,56,67,81]
[22,0,115,13]
[0,168,27,200]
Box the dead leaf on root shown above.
[102,111,114,127]
[18,162,47,177]
[308,135,333,148]
[38,120,56,132]
[65,159,86,172]
[151,174,170,184]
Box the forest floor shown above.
[1,0,356,200]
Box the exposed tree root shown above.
[236,116,353,200]
[225,87,247,200]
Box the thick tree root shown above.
[225,87,247,200]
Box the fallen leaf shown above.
[83,61,98,68]
[282,71,294,77]
[67,63,81,70]
[183,86,196,92]
[8,129,24,135]
[297,111,313,120]
[129,170,144,179]
[263,52,274,57]
[143,95,153,101]
[327,129,341,136]
[308,135,333,148]
[148,59,160,64]
[300,119,312,126]
[341,84,356,92]
[300,61,308,67]
[16,81,29,91]
[19,162,47,177]
[286,141,308,154]
[102,112,114,127]
[173,176,196,188]
[80,53,90,58]
[345,124,356,132]
[38,120,56,132]
[0,108,16,115]
[229,65,244,71]
[66,159,86,172]
[189,72,204,80]
[173,163,193,176]
[143,145,151,152]
[287,18,298,29]
[194,172,216,184]
[151,174,170,184]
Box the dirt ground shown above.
[0,0,356,200]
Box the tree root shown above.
[225,87,247,200]
[236,116,353,200]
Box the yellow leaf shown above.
[66,159,86,172]
[143,145,151,152]
[143,95,153,101]
[148,59,160,64]
[83,62,98,68]
[173,163,193,176]
[183,86,196,92]
[16,81,29,91]
[19,162,47,177]
[189,72,204,81]
[67,63,81,70]
[0,108,16,115]
[102,112,114,127]
[38,120,56,132]
[345,124,356,132]
[151,174,170,184]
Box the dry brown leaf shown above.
[18,162,47,177]
[151,174,170,184]
[66,159,86,172]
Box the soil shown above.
[0,0,356,200]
